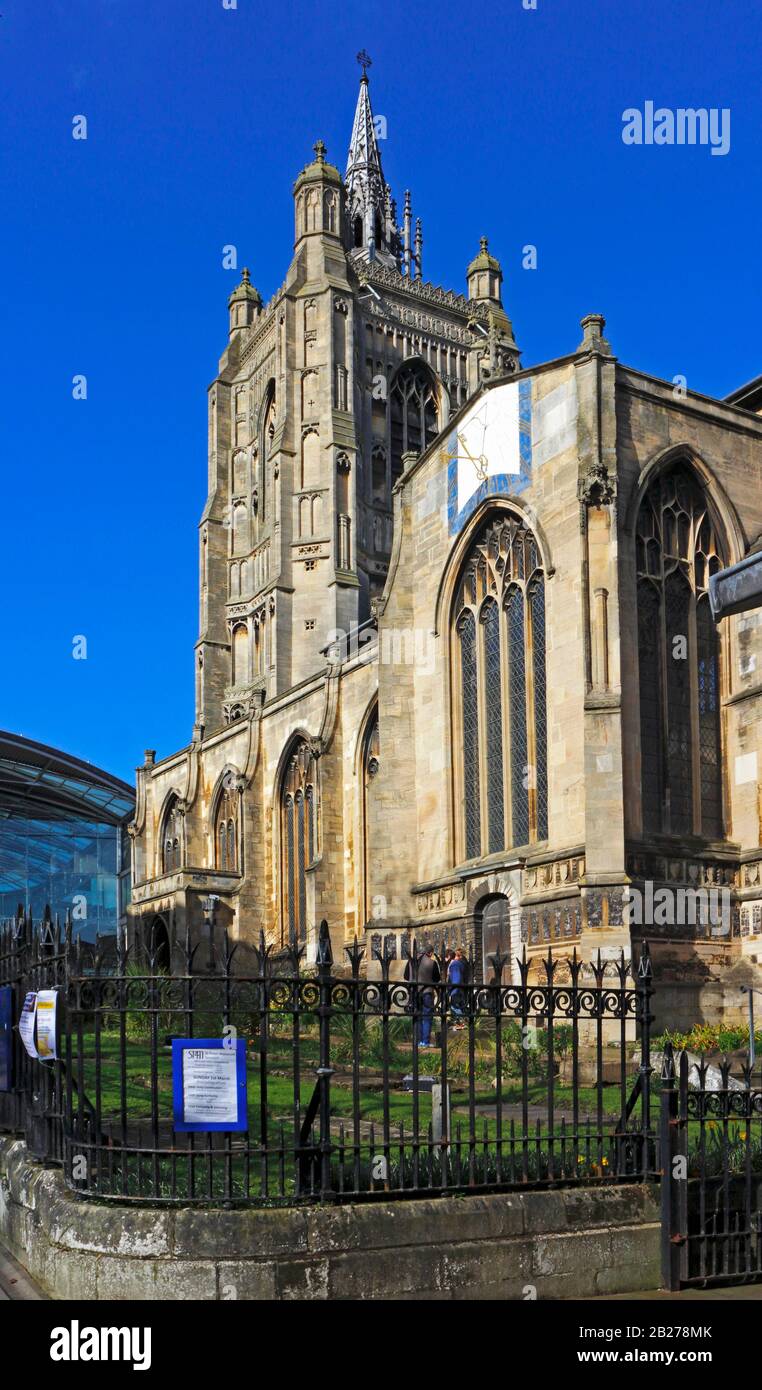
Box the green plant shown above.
[655,1023,762,1055]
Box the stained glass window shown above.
[530,578,549,841]
[458,610,481,858]
[635,466,725,838]
[452,513,549,860]
[483,600,504,853]
[507,587,529,847]
[281,740,318,946]
[390,362,439,480]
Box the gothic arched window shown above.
[280,740,318,945]
[214,784,239,872]
[161,797,183,875]
[360,710,380,926]
[452,513,549,860]
[636,465,724,838]
[390,361,439,481]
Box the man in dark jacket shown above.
[416,946,440,1048]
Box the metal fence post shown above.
[637,940,653,1166]
[660,1041,688,1290]
[316,919,334,1197]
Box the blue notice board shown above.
[0,987,12,1092]
[172,1038,248,1133]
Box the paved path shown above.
[589,1284,762,1300]
[0,1245,47,1300]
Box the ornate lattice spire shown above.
[345,62,400,270]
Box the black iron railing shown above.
[661,1043,762,1288]
[0,912,659,1206]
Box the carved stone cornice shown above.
[358,260,483,318]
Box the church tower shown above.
[195,63,521,734]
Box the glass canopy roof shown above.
[0,731,135,825]
[0,731,135,919]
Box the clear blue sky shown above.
[1,0,759,783]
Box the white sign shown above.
[182,1047,239,1125]
[35,990,58,1060]
[19,992,38,1059]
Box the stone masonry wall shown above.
[0,1138,660,1301]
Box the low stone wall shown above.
[0,1137,660,1300]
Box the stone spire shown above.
[345,63,399,270]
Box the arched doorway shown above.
[145,915,170,972]
[477,895,512,984]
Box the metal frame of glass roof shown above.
[0,730,135,826]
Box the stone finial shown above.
[578,313,612,354]
[228,268,262,307]
[313,139,327,164]
[144,749,156,767]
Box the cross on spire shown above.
[356,49,372,78]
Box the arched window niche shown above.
[280,739,319,947]
[214,779,240,873]
[389,360,439,480]
[451,511,549,862]
[359,705,380,928]
[160,795,183,875]
[635,463,725,839]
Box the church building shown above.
[128,69,762,1026]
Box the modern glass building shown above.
[0,731,134,939]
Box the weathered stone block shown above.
[173,1206,309,1260]
[217,1260,277,1300]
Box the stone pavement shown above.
[0,1244,47,1300]
[591,1283,762,1300]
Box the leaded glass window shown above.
[452,513,549,860]
[161,797,183,874]
[214,785,238,872]
[458,610,481,858]
[281,740,318,945]
[360,711,380,926]
[482,600,504,854]
[390,362,439,480]
[636,465,724,837]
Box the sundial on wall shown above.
[443,379,532,534]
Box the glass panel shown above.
[506,588,529,846]
[306,786,314,865]
[483,601,505,854]
[0,814,120,938]
[458,611,481,858]
[285,795,295,944]
[697,597,723,838]
[636,466,725,838]
[638,580,663,832]
[530,579,549,840]
[296,792,306,943]
[664,571,693,834]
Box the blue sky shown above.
[1,0,759,783]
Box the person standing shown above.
[416,946,440,1048]
[448,948,467,1030]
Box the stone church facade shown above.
[128,73,762,1026]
